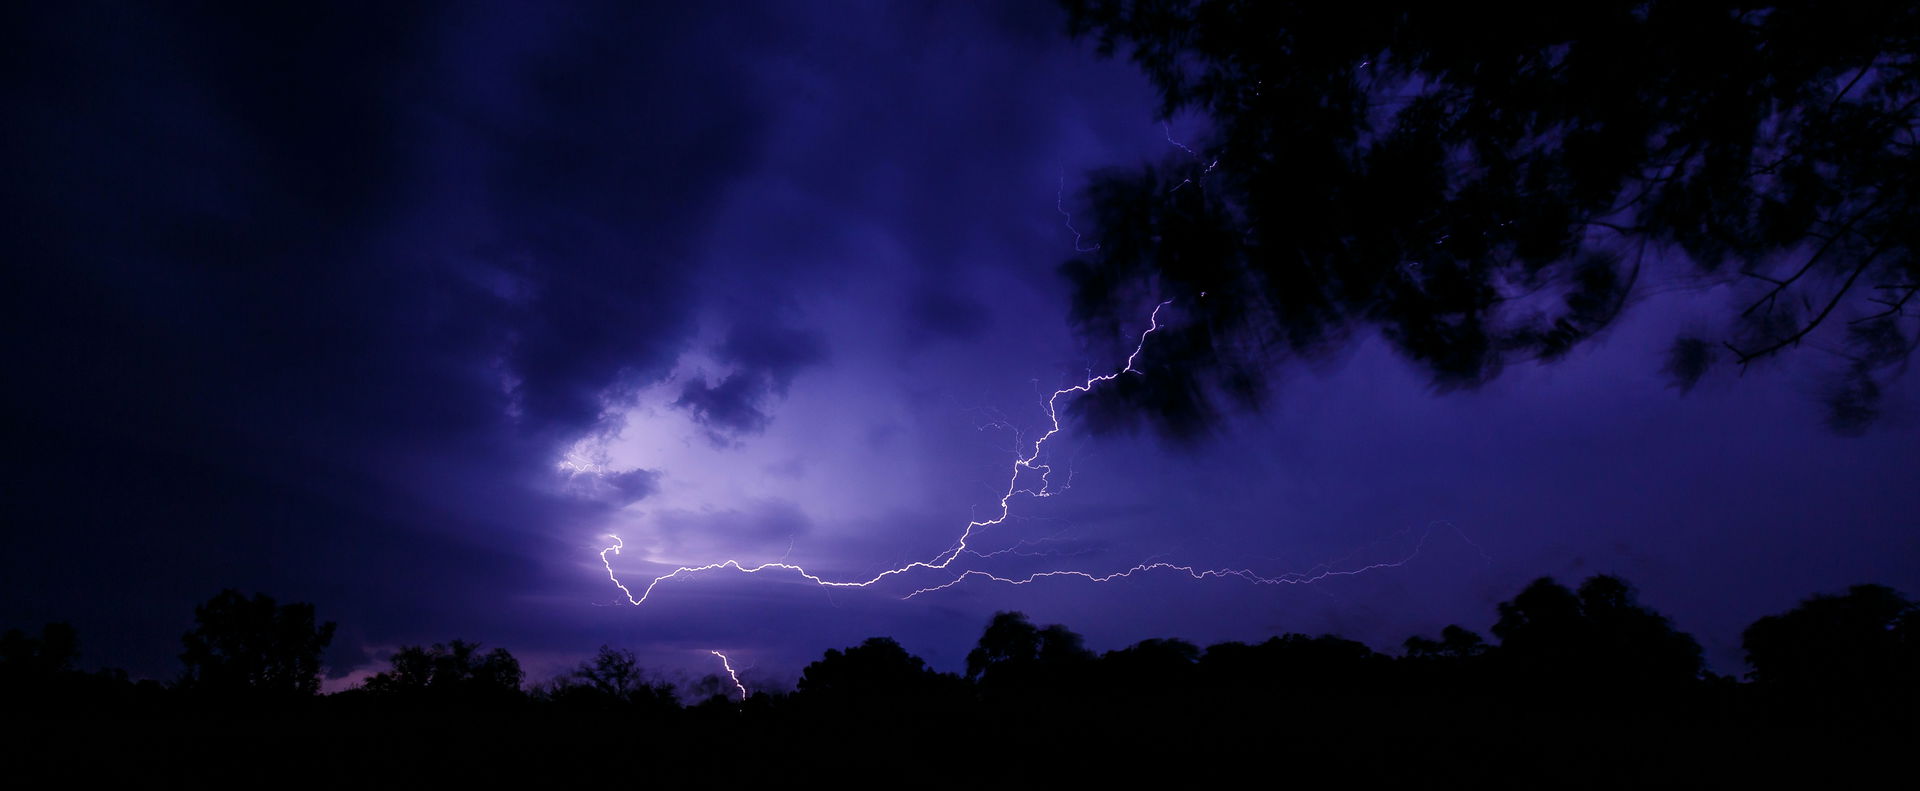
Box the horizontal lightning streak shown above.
[904,525,1445,598]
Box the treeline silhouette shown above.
[5,575,1912,784]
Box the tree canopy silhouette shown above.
[1060,1,1920,437]
[9,574,1916,783]
[1743,583,1916,699]
[965,611,1096,700]
[1403,624,1488,660]
[795,636,964,711]
[360,639,525,704]
[178,589,334,698]
[1,622,78,679]
[1491,575,1704,694]
[539,645,678,712]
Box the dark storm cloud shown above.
[563,468,662,508]
[675,320,828,443]
[677,374,779,440]
[0,1,768,674]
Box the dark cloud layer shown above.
[676,320,828,442]
[0,0,769,674]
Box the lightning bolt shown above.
[1162,121,1221,193]
[958,530,1095,561]
[600,300,1174,605]
[710,650,747,701]
[594,145,1452,611]
[1057,169,1100,253]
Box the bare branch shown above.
[1730,238,1894,364]
[1739,195,1885,319]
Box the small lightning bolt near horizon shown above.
[711,650,747,701]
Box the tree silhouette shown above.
[11,575,1920,782]
[964,611,1096,708]
[0,622,78,678]
[540,645,678,712]
[1491,575,1703,695]
[1404,624,1488,660]
[360,639,525,703]
[178,589,334,698]
[1198,633,1389,704]
[1743,583,1916,698]
[795,637,963,711]
[1060,1,1920,437]
[1097,636,1200,698]
[965,611,1095,691]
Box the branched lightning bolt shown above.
[600,300,1173,605]
[595,147,1453,613]
[710,650,747,701]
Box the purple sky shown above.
[4,1,1915,692]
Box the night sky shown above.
[5,1,1916,693]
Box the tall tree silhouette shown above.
[178,589,334,698]
[1060,1,1920,437]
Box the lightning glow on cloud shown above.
[598,300,1175,604]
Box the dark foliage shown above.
[1,622,78,677]
[966,611,1097,704]
[538,645,678,713]
[794,636,970,713]
[1744,583,1916,709]
[1057,1,1920,438]
[1491,574,1705,697]
[7,576,1913,783]
[177,589,335,699]
[357,639,526,705]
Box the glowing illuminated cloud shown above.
[591,133,1434,613]
[593,300,1438,607]
[599,300,1172,604]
